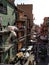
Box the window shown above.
[15,12,19,20]
[0,1,7,14]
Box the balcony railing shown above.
[17,16,27,21]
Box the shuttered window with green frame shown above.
[0,0,7,14]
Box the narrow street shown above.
[14,38,49,65]
[0,0,49,65]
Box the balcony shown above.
[0,44,14,52]
[17,16,27,22]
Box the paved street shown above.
[24,41,49,65]
[15,41,49,65]
[15,54,49,65]
[15,54,35,65]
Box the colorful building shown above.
[17,4,33,27]
[40,17,48,36]
[15,7,27,51]
[43,17,49,55]
[0,0,15,28]
[0,0,17,63]
[17,4,33,43]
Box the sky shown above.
[14,0,49,26]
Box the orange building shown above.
[15,7,28,51]
[17,4,33,42]
[17,4,33,27]
[40,17,48,36]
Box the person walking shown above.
[28,60,32,65]
[20,57,24,65]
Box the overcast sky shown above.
[14,0,49,26]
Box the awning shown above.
[8,26,18,31]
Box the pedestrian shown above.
[20,57,24,65]
[32,60,36,65]
[28,60,32,65]
[32,60,34,65]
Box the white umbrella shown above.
[8,26,19,36]
[24,52,30,58]
[8,26,18,31]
